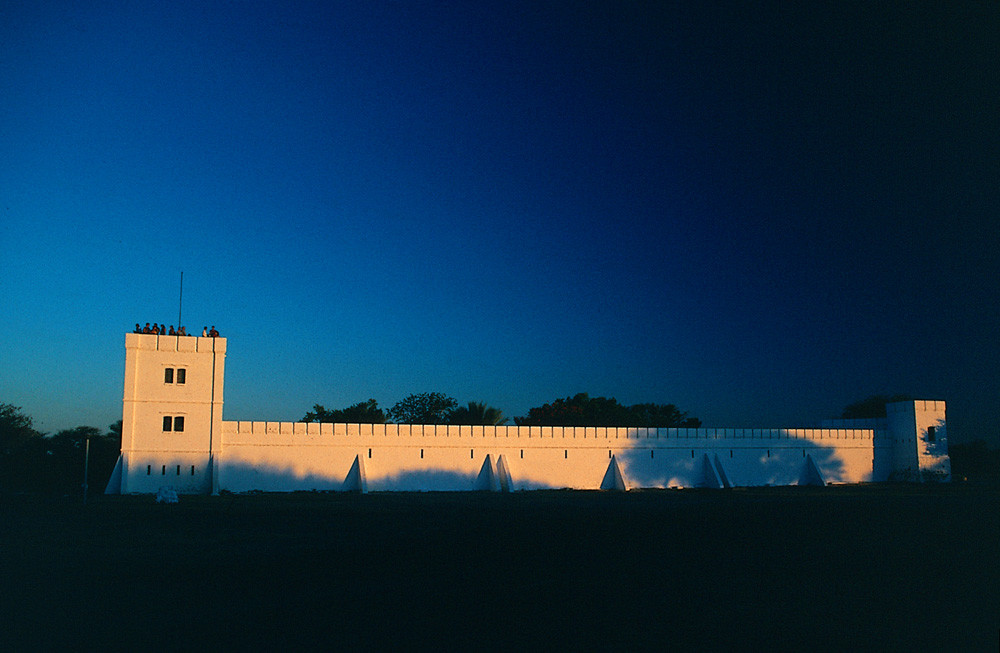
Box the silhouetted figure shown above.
[151,324,160,335]
[209,326,219,337]
[168,326,175,335]
[160,324,166,335]
[202,327,208,337]
[143,323,151,334]
[178,326,187,336]
[134,323,142,333]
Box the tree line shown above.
[0,403,121,494]
[300,392,702,428]
[3,394,998,494]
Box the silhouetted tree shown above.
[35,425,121,494]
[301,399,386,423]
[948,440,1000,483]
[627,402,702,428]
[447,401,509,426]
[0,402,41,456]
[97,421,123,487]
[841,394,913,419]
[514,393,700,427]
[1,403,44,491]
[302,404,336,422]
[0,409,121,494]
[388,393,457,424]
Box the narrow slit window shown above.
[650,450,654,459]
[163,416,172,431]
[191,465,195,475]
[691,450,694,458]
[146,465,151,475]
[177,368,186,384]
[161,465,166,475]
[368,448,371,458]
[164,368,174,384]
[174,416,184,432]
[927,426,936,442]
[420,449,424,459]
[730,450,733,458]
[520,449,523,459]
[564,450,567,459]
[471,449,474,459]
[176,465,180,475]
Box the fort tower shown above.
[107,333,225,493]
[886,400,950,481]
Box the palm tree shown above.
[448,401,509,426]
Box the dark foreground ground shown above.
[2,485,997,652]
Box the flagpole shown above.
[178,271,184,332]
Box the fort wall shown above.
[215,421,880,492]
[106,334,947,494]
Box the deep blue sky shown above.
[2,2,998,444]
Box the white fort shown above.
[105,333,951,494]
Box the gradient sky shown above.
[2,2,998,444]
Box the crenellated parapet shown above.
[222,421,877,442]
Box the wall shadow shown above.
[213,460,501,493]
[920,416,951,479]
[614,429,850,489]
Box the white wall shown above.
[216,422,878,492]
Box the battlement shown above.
[125,332,226,354]
[221,420,878,442]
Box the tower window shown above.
[162,416,184,431]
[163,416,172,431]
[927,426,936,442]
[164,368,174,383]
[174,416,184,432]
[177,368,186,384]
